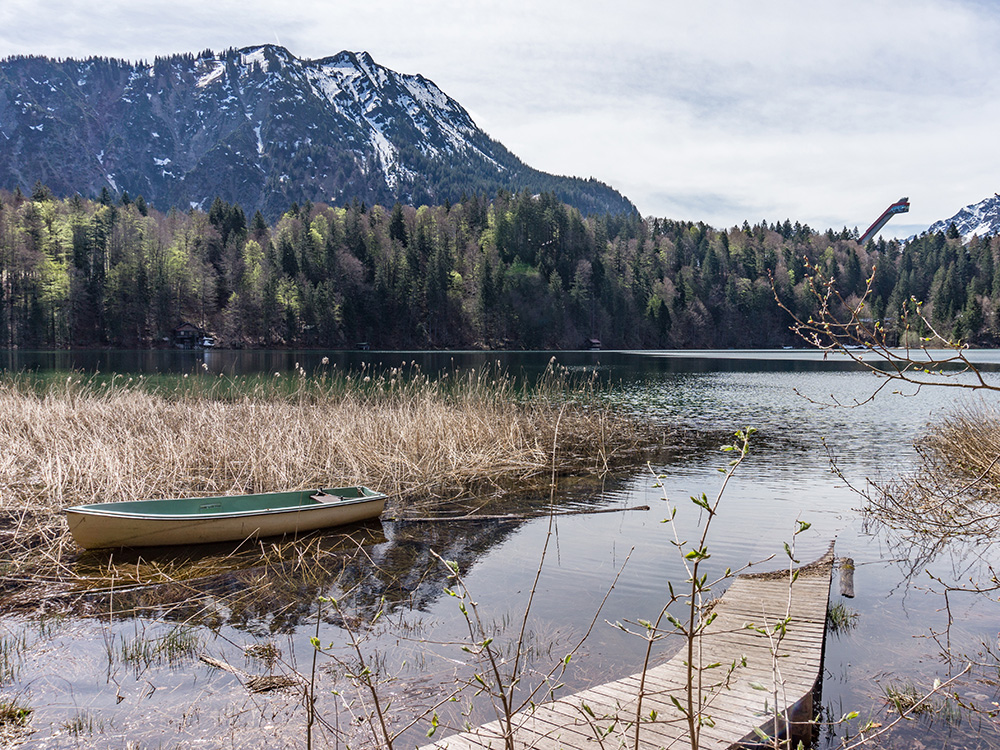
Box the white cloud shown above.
[2,0,1000,235]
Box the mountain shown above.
[0,45,635,217]
[924,193,1000,240]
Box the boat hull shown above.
[65,486,386,550]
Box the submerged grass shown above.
[880,680,962,723]
[0,361,657,602]
[0,697,31,726]
[62,710,104,737]
[882,682,933,715]
[119,624,202,672]
[826,602,859,634]
[0,632,27,684]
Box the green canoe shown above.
[65,486,386,550]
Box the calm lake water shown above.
[5,349,1000,749]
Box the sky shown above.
[2,0,999,238]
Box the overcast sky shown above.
[2,0,998,238]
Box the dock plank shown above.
[423,544,835,750]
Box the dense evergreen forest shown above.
[0,183,994,350]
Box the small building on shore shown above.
[172,322,213,349]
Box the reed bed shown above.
[870,401,1000,537]
[0,362,654,597]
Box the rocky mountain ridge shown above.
[925,193,1000,241]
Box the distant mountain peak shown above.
[0,45,635,217]
[925,193,1000,240]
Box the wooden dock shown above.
[424,544,835,750]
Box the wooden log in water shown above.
[839,556,855,598]
[390,504,650,522]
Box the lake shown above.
[3,348,999,748]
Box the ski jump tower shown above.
[859,197,910,244]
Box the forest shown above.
[0,183,994,350]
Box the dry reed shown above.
[0,363,652,595]
[870,401,1000,537]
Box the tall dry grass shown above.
[0,363,650,571]
[871,402,1000,537]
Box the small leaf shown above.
[750,681,768,691]
[691,493,711,511]
[841,711,859,721]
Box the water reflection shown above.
[70,478,644,632]
[0,346,893,378]
[9,346,1000,379]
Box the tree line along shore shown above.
[1,183,996,351]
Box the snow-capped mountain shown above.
[0,45,633,217]
[925,193,1000,240]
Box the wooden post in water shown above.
[839,557,855,598]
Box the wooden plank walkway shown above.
[424,543,835,750]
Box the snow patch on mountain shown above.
[197,63,226,88]
[241,48,269,73]
[301,50,480,169]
